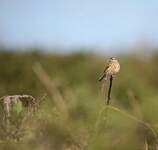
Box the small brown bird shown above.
[98,57,120,81]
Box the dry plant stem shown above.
[145,137,148,150]
[95,105,158,150]
[86,105,108,150]
[95,105,157,145]
[33,63,68,119]
[127,91,157,149]
[107,76,113,105]
[95,76,113,133]
[107,106,157,140]
[127,90,143,119]
[95,105,108,133]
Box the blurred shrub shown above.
[0,49,158,149]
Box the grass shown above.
[0,50,158,149]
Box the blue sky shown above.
[0,0,158,52]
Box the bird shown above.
[98,57,120,82]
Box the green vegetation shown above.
[0,49,158,149]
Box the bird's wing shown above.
[98,73,106,81]
[98,64,110,81]
[103,63,110,73]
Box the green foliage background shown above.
[0,49,158,150]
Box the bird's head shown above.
[108,57,118,63]
[110,57,116,60]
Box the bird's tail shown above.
[98,73,106,81]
